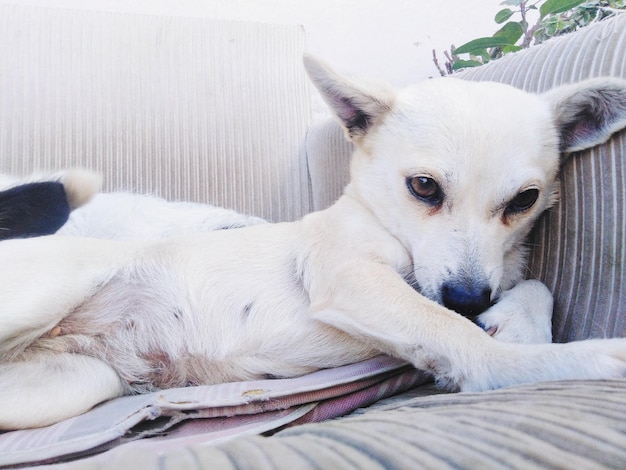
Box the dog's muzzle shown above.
[441,281,492,318]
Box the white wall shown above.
[0,0,501,85]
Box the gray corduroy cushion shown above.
[60,379,626,469]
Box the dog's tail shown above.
[0,169,102,240]
[57,169,102,209]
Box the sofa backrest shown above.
[0,5,313,222]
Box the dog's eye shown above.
[505,188,539,216]
[407,176,442,205]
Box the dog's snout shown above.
[441,281,492,318]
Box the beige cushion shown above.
[0,5,312,222]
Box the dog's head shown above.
[305,55,626,318]
[0,169,100,240]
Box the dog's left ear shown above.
[543,77,626,156]
[303,54,396,143]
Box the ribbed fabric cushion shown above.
[56,379,626,469]
[457,15,626,343]
[0,5,312,222]
[197,380,626,469]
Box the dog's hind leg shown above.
[0,352,125,430]
[0,236,135,354]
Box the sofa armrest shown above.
[305,117,352,211]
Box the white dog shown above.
[1,56,626,430]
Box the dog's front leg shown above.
[309,260,626,391]
[309,259,498,390]
[476,280,554,344]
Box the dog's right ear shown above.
[303,55,395,143]
[543,77,626,156]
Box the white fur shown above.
[477,280,553,344]
[59,192,267,240]
[1,57,626,430]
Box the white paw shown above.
[455,337,626,392]
[477,280,553,344]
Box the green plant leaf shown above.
[452,59,483,70]
[495,8,514,23]
[500,0,522,5]
[454,36,515,55]
[502,44,524,53]
[540,0,586,18]
[473,48,491,62]
[493,21,524,44]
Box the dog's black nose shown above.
[441,282,492,318]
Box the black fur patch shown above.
[0,182,70,240]
[172,308,184,320]
[242,302,254,319]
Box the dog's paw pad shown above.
[476,319,498,337]
[485,326,498,336]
